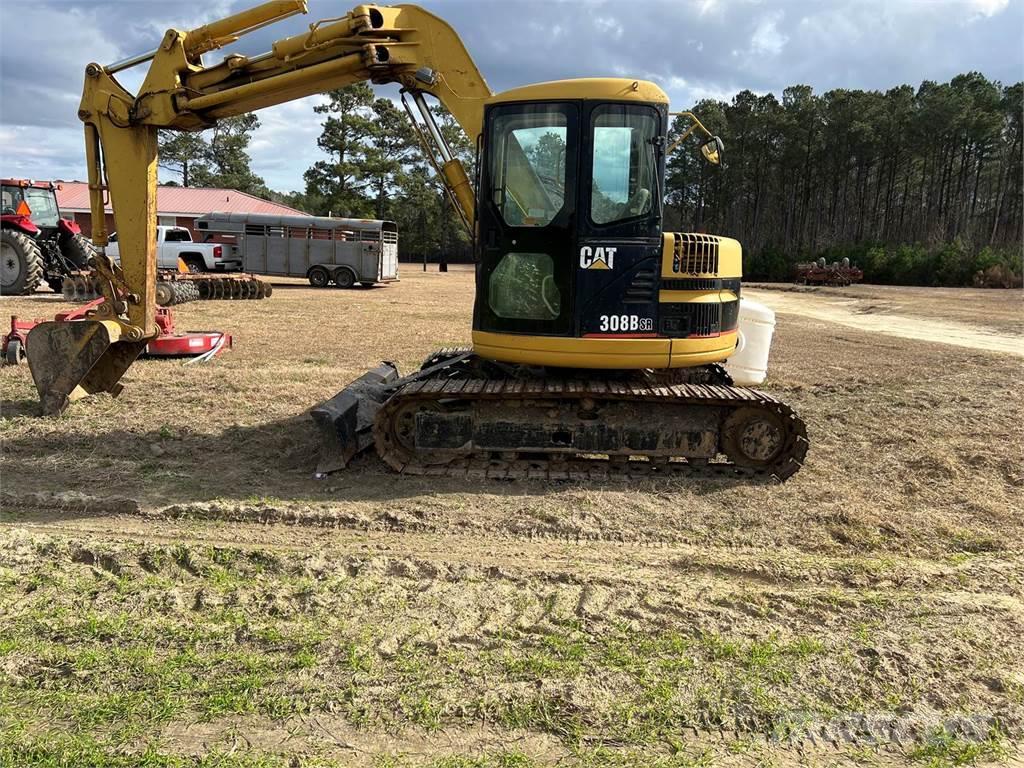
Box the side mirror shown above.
[700,136,725,165]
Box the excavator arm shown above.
[28,0,491,414]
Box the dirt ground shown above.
[1,269,1022,767]
[745,283,1024,355]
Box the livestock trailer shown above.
[195,212,398,288]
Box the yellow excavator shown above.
[25,0,808,481]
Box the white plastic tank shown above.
[724,298,776,386]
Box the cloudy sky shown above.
[1,0,1020,193]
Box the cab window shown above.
[590,105,659,226]
[488,252,561,320]
[489,105,570,228]
[22,188,60,227]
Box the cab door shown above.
[474,102,579,337]
[575,102,665,339]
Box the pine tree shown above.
[158,116,268,197]
[302,84,378,216]
[157,131,208,187]
[362,98,418,220]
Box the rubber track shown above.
[374,377,808,481]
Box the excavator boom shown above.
[28,1,491,414]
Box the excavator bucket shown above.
[25,320,147,416]
[310,362,399,476]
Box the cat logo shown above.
[579,245,616,270]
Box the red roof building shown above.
[56,182,309,239]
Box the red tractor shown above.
[1,179,96,295]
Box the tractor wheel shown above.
[5,338,25,365]
[61,233,96,270]
[0,229,44,295]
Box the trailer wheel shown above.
[333,268,355,289]
[5,338,24,365]
[0,229,44,295]
[308,266,330,288]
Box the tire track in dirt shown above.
[2,524,1020,754]
[3,496,1021,609]
[746,288,1024,357]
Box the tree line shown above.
[160,73,1021,286]
[666,73,1022,287]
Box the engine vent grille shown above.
[691,302,721,336]
[659,301,723,337]
[660,277,741,293]
[672,233,720,275]
[623,268,657,304]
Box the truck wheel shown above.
[333,269,355,289]
[308,266,330,288]
[184,257,206,273]
[0,229,44,295]
[60,232,96,269]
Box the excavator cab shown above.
[472,79,733,371]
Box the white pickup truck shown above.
[104,226,241,272]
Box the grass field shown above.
[1,269,1021,767]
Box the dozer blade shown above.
[310,362,399,477]
[25,320,147,416]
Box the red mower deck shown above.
[2,298,232,365]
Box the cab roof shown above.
[488,78,669,106]
[0,179,56,189]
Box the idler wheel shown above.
[721,407,786,468]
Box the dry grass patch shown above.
[1,273,1022,766]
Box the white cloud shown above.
[2,0,1021,192]
[594,16,624,40]
[967,0,1010,17]
[750,11,788,55]
[698,0,721,16]
[0,125,88,181]
[247,95,332,192]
